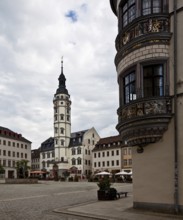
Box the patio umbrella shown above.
[127,171,132,175]
[115,171,129,175]
[96,171,110,176]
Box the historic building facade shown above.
[110,0,183,213]
[36,60,100,178]
[92,135,132,174]
[39,137,54,172]
[69,128,100,177]
[31,148,40,171]
[0,126,31,178]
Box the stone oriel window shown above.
[120,61,167,106]
[119,0,168,31]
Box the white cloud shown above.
[0,0,119,149]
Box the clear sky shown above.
[0,0,119,149]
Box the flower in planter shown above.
[97,178,111,191]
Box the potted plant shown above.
[97,177,111,200]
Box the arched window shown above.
[77,147,81,154]
[60,127,64,134]
[72,158,76,165]
[61,139,64,145]
[77,157,82,165]
[60,114,64,120]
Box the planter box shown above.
[97,188,118,200]
[97,190,108,200]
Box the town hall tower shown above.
[53,58,71,166]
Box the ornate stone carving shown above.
[116,15,170,51]
[117,97,172,147]
[121,99,169,120]
[123,32,130,45]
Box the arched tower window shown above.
[55,139,58,145]
[55,127,58,134]
[61,139,64,145]
[60,114,64,120]
[60,127,64,134]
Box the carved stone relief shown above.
[117,97,172,147]
[121,99,169,120]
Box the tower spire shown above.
[55,57,69,96]
[61,56,63,74]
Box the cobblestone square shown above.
[0,181,132,220]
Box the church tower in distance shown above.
[53,58,71,165]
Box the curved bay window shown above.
[124,71,136,104]
[121,62,166,105]
[119,0,168,30]
[143,64,164,97]
[142,0,168,15]
[122,0,136,27]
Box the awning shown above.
[30,171,46,174]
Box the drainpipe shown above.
[173,0,179,214]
